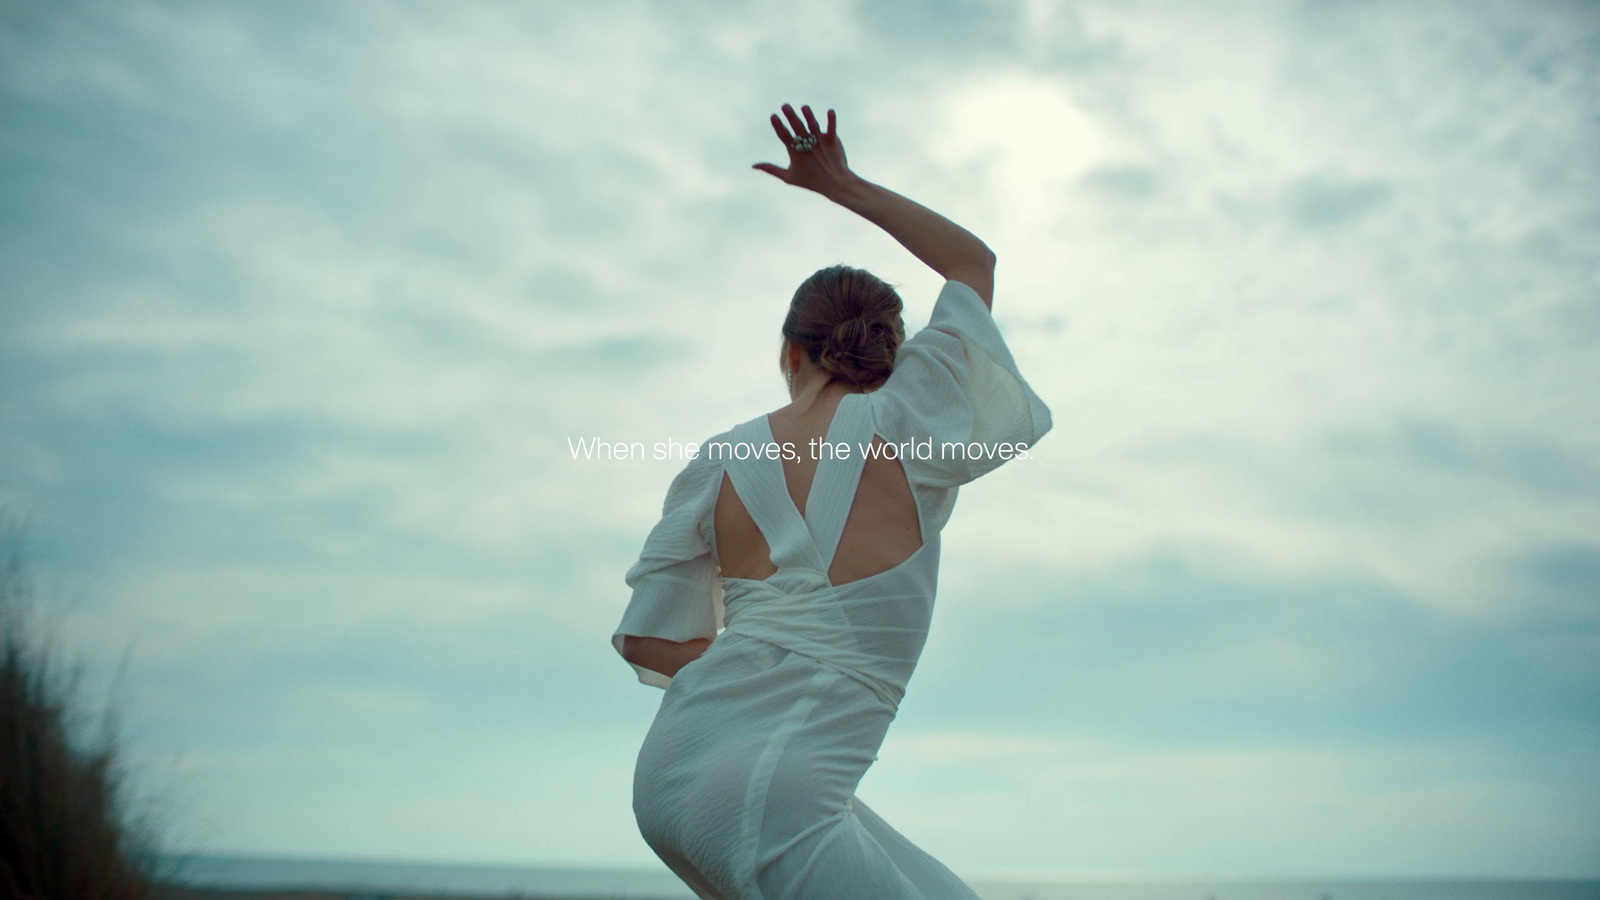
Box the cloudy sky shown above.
[2,0,1597,881]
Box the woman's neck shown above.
[787,373,873,416]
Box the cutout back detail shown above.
[714,393,923,588]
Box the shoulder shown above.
[879,278,1032,398]
[683,426,737,475]
[923,279,1012,359]
[653,426,733,512]
[657,408,779,508]
[931,278,990,319]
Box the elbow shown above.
[620,635,643,664]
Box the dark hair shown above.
[780,265,905,389]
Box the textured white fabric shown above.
[612,278,1053,899]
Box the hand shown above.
[752,103,857,199]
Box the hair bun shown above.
[781,264,906,389]
[827,317,870,355]
[819,316,896,387]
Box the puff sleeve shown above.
[611,446,726,689]
[871,279,1053,488]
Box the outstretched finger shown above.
[780,103,808,138]
[826,108,836,137]
[752,162,790,182]
[802,105,822,136]
[768,113,795,146]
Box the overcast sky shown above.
[2,0,1597,881]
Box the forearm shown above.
[622,635,713,678]
[827,175,995,281]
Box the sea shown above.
[150,852,1600,900]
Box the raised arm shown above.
[752,103,997,310]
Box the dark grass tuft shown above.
[1,510,173,899]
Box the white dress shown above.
[612,279,1053,900]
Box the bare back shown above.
[715,389,922,586]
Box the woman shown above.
[611,103,1052,899]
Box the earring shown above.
[786,367,794,392]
